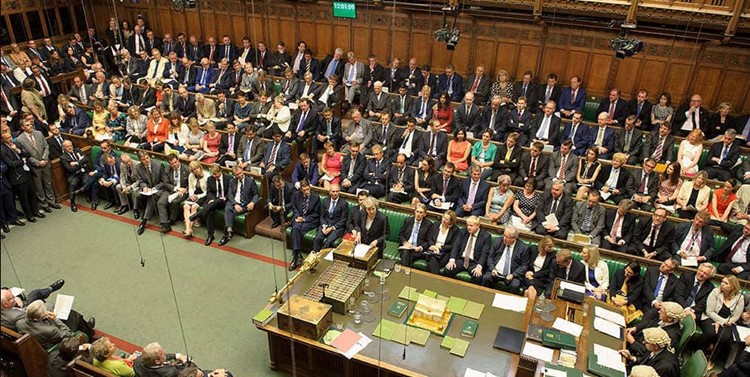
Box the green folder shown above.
[373,319,399,340]
[251,307,275,326]
[542,328,577,350]
[544,364,584,377]
[461,319,478,338]
[446,296,468,315]
[409,327,431,346]
[462,301,485,319]
[587,354,625,377]
[440,336,456,349]
[388,301,408,318]
[398,286,420,301]
[422,289,438,298]
[392,324,411,345]
[450,338,470,357]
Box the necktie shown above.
[545,87,551,102]
[502,246,512,276]
[348,64,356,82]
[348,156,356,178]
[228,134,235,154]
[326,121,332,136]
[529,157,537,177]
[653,274,665,298]
[551,199,558,213]
[610,214,622,238]
[297,111,307,132]
[447,76,453,95]
[686,281,699,306]
[429,134,436,156]
[442,178,448,196]
[608,101,615,120]
[721,146,728,162]
[225,46,230,59]
[467,182,477,205]
[653,137,664,161]
[400,97,405,113]
[505,147,512,161]
[639,173,648,194]
[596,128,605,145]
[259,52,265,67]
[200,69,206,85]
[269,142,278,165]
[380,126,387,144]
[151,60,160,78]
[571,89,577,104]
[537,116,550,139]
[209,47,215,62]
[471,76,480,92]
[571,124,578,143]
[726,237,748,263]
[522,84,527,97]
[28,134,35,148]
[637,102,643,117]
[244,140,253,160]
[490,110,496,129]
[329,200,336,217]
[463,234,474,268]
[420,100,427,118]
[410,221,420,245]
[691,111,697,129]
[1,90,13,112]
[302,196,309,214]
[56,136,63,147]
[325,59,336,78]
[558,154,567,180]
[624,131,631,153]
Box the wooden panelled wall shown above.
[89,0,750,113]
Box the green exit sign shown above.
[333,1,357,19]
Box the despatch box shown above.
[304,260,367,315]
[277,294,333,340]
[333,240,379,271]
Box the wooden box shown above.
[277,294,333,340]
[333,240,379,271]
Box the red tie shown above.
[610,214,622,238]
[529,157,537,177]
[471,76,480,92]
[557,154,567,180]
[608,101,615,120]
[726,237,748,263]
[39,77,50,97]
[209,47,215,62]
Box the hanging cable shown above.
[2,238,23,288]
[159,233,192,359]
[41,0,56,39]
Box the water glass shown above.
[394,263,402,273]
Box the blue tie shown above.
[502,246,512,276]
[653,275,664,298]
[410,221,420,245]
[329,200,336,217]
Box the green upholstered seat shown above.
[680,350,707,377]
[583,98,599,123]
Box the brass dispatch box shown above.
[277,294,333,340]
[333,240,379,271]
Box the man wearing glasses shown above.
[631,158,660,211]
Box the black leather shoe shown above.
[103,202,115,210]
[189,213,200,222]
[270,222,280,229]
[133,210,141,220]
[218,235,230,246]
[10,220,24,226]
[204,235,215,246]
[117,206,129,215]
[70,203,78,212]
[36,212,46,219]
[288,258,301,271]
[1,224,9,233]
[91,202,98,211]
[42,206,53,213]
[27,217,37,223]
[137,222,146,235]
[159,224,171,233]
[49,203,62,209]
[87,317,96,329]
[49,279,65,292]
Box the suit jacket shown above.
[456,179,490,213]
[268,182,294,213]
[15,131,49,167]
[366,92,389,114]
[610,269,644,310]
[526,245,556,288]
[316,116,343,147]
[279,77,301,102]
[594,165,635,197]
[704,140,741,173]
[215,44,237,63]
[252,77,276,98]
[372,123,400,157]
[0,86,20,117]
[410,97,435,122]
[492,144,523,174]
[382,67,405,92]
[426,223,458,257]
[398,217,432,251]
[289,108,318,135]
[227,176,259,207]
[519,153,550,187]
[632,169,659,200]
[363,158,389,186]
[546,258,585,295]
[558,86,587,114]
[136,87,156,109]
[341,153,366,187]
[177,66,196,87]
[713,225,750,270]
[481,105,510,137]
[60,148,93,178]
[211,68,235,91]
[194,67,214,88]
[614,128,644,159]
[463,74,491,105]
[160,92,179,114]
[133,354,183,377]
[628,99,653,130]
[320,196,348,231]
[263,141,291,170]
[15,318,72,350]
[678,272,714,317]
[162,164,189,193]
[344,119,374,149]
[430,174,461,204]
[487,239,530,279]
[454,104,482,134]
[603,209,637,244]
[634,218,675,261]
[571,202,606,239]
[0,142,31,186]
[642,267,684,306]
[535,191,574,232]
[449,229,491,266]
[135,161,168,191]
[67,84,93,102]
[590,126,617,159]
[596,98,629,125]
[436,73,464,102]
[318,55,346,82]
[355,211,389,255]
[547,150,577,183]
[673,105,710,136]
[671,222,715,260]
[504,109,534,145]
[47,134,66,160]
[298,58,321,81]
[219,132,242,156]
[387,165,415,194]
[417,131,448,164]
[642,132,676,163]
[292,161,319,186]
[238,135,264,165]
[536,84,562,107]
[513,81,539,104]
[636,347,679,377]
[292,191,320,225]
[162,60,183,81]
[186,43,204,62]
[252,49,272,72]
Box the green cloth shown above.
[93,358,135,377]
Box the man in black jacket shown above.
[544,249,585,297]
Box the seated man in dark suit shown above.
[352,197,389,258]
[544,249,585,297]
[442,216,491,285]
[191,165,229,246]
[289,180,320,270]
[641,123,675,165]
[286,98,317,147]
[627,90,653,131]
[571,190,606,246]
[237,125,265,170]
[671,211,714,265]
[715,222,750,280]
[614,115,644,165]
[619,327,679,377]
[631,159,660,211]
[491,132,522,182]
[312,107,342,156]
[417,119,448,169]
[454,92,481,134]
[429,162,461,211]
[359,144,389,198]
[340,141,366,194]
[595,88,629,126]
[132,342,191,377]
[155,154,189,233]
[594,153,635,204]
[216,123,242,167]
[389,83,413,126]
[372,113,400,162]
[312,184,348,252]
[515,142,549,189]
[642,258,684,315]
[219,166,259,246]
[482,226,529,294]
[679,262,716,320]
[398,204,433,268]
[267,174,293,229]
[386,153,415,204]
[601,199,637,252]
[291,152,319,188]
[591,112,617,160]
[626,301,683,357]
[557,76,586,119]
[259,129,291,179]
[60,140,98,213]
[545,139,577,195]
[630,208,675,260]
[410,85,435,128]
[365,81,389,121]
[455,165,490,216]
[704,129,741,181]
[59,105,92,136]
[561,113,592,156]
[533,181,573,239]
[482,95,511,142]
[530,101,561,147]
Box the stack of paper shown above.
[560,281,586,294]
[593,317,622,339]
[491,293,528,313]
[330,329,372,359]
[592,344,626,373]
[398,286,420,301]
[552,318,583,337]
[464,368,499,377]
[593,307,625,326]
[422,290,438,298]
[521,341,555,363]
[53,294,75,321]
[462,301,485,319]
[353,244,370,258]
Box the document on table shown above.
[53,294,75,321]
[331,329,372,359]
[594,306,626,327]
[553,318,583,337]
[593,343,626,373]
[491,293,527,313]
[353,243,370,258]
[594,317,622,339]
[140,189,159,196]
[560,281,586,294]
[521,341,555,363]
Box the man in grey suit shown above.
[342,109,374,154]
[135,151,169,235]
[365,81,389,121]
[614,115,644,165]
[279,68,300,104]
[546,140,577,195]
[156,154,189,233]
[571,190,606,245]
[116,154,140,216]
[15,117,58,211]
[238,125,265,170]
[342,51,365,104]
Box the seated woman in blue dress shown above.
[582,245,609,301]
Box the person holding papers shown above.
[512,180,542,230]
[571,190,606,246]
[593,152,635,204]
[522,236,556,301]
[482,226,529,294]
[543,249,585,297]
[352,197,389,258]
[455,165,490,217]
[602,199,637,253]
[442,216,491,285]
[319,141,342,190]
[619,327,679,377]
[672,211,714,265]
[429,162,460,211]
[581,245,609,301]
[610,262,646,324]
[398,204,433,268]
[695,275,744,369]
[533,181,573,239]
[386,153,414,204]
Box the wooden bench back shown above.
[0,326,48,377]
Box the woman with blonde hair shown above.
[490,69,514,99]
[91,337,136,377]
[125,105,148,143]
[582,245,608,301]
[182,161,208,238]
[675,170,710,218]
[523,236,556,301]
[697,275,743,366]
[677,129,703,176]
[706,102,734,140]
[485,174,515,225]
[89,100,110,140]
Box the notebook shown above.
[492,326,525,354]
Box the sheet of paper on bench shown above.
[594,306,626,327]
[553,318,583,337]
[53,294,75,321]
[594,317,622,339]
[593,343,626,373]
[353,244,370,258]
[560,281,586,294]
[599,190,612,201]
[522,341,555,363]
[491,293,527,313]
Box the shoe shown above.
[49,203,62,209]
[183,230,193,239]
[91,202,98,211]
[103,202,115,210]
[159,224,171,233]
[133,210,141,220]
[188,213,199,222]
[36,212,46,219]
[288,258,301,271]
[49,279,65,292]
[87,317,96,329]
[70,203,78,212]
[10,220,24,226]
[218,235,230,246]
[270,222,280,229]
[42,206,53,213]
[137,222,146,235]
[2,224,9,233]
[27,217,37,223]
[204,235,215,246]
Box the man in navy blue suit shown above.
[456,165,490,217]
[591,112,617,160]
[291,152,319,187]
[219,166,259,246]
[312,184,348,252]
[289,180,320,270]
[260,129,291,179]
[191,58,214,94]
[561,112,592,156]
[557,75,587,119]
[216,35,237,63]
[443,216,491,285]
[359,144,389,198]
[596,88,629,126]
[436,64,463,102]
[482,226,530,293]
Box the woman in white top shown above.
[182,161,209,238]
[165,112,190,153]
[675,170,711,219]
[677,129,703,176]
[698,275,744,365]
[264,95,291,137]
[582,245,609,301]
